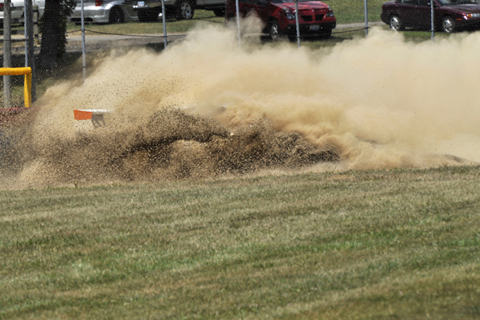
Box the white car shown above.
[0,0,137,26]
[0,0,45,25]
[69,0,138,24]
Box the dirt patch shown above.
[0,108,30,126]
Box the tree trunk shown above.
[39,0,69,69]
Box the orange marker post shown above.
[73,109,111,128]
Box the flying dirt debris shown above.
[0,107,340,187]
[3,25,480,189]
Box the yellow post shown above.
[0,67,33,108]
[24,73,32,108]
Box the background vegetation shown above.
[1,166,480,319]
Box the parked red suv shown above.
[225,0,336,40]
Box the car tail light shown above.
[95,0,103,6]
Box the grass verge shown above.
[1,165,480,319]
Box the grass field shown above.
[1,165,480,319]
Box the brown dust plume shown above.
[1,24,479,188]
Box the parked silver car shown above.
[0,0,45,26]
[69,0,138,24]
[123,0,225,22]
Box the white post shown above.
[431,0,434,41]
[162,0,167,48]
[235,0,241,46]
[294,0,300,47]
[81,0,87,81]
[25,0,36,101]
[3,0,11,108]
[364,0,368,36]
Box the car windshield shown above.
[438,0,478,5]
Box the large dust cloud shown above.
[2,22,480,188]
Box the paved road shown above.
[64,32,186,52]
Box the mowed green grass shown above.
[1,165,480,319]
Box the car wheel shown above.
[442,16,455,33]
[213,8,225,17]
[389,15,404,31]
[176,0,194,20]
[109,7,125,24]
[269,20,281,41]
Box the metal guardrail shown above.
[0,67,32,108]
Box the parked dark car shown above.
[381,0,480,33]
[225,0,336,40]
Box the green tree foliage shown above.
[39,0,76,69]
